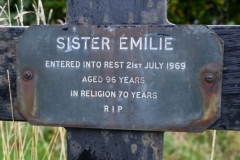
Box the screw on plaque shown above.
[22,71,33,82]
[205,74,215,83]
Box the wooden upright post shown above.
[65,0,168,159]
[66,0,170,25]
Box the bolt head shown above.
[205,74,215,83]
[22,71,33,82]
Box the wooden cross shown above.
[0,0,240,159]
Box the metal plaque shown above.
[17,25,223,132]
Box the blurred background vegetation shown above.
[168,0,240,25]
[0,0,240,159]
[0,0,239,25]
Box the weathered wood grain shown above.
[209,26,240,130]
[66,0,170,25]
[0,27,25,121]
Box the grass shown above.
[1,122,240,160]
[164,130,240,160]
[1,0,240,159]
[0,2,66,159]
[0,0,53,25]
[0,121,66,160]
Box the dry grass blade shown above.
[32,1,39,25]
[42,128,60,160]
[18,123,24,159]
[1,122,7,160]
[59,128,66,160]
[0,17,7,21]
[0,1,66,160]
[0,4,8,21]
[7,70,16,160]
[7,0,11,25]
[2,122,10,160]
[7,70,14,121]
[7,70,25,159]
[57,19,65,25]
[0,4,7,15]
[14,3,21,25]
[37,0,46,24]
[32,0,47,25]
[14,11,35,20]
[31,126,40,160]
[23,135,33,157]
[210,130,217,160]
[14,0,35,26]
[49,128,60,160]
[0,4,10,25]
[47,9,53,24]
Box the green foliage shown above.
[164,131,240,160]
[37,1,66,24]
[168,0,240,24]
[1,0,239,25]
[0,122,66,160]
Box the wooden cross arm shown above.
[0,27,26,121]
[0,25,240,131]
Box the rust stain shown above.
[190,62,222,131]
[16,25,222,132]
[18,67,37,119]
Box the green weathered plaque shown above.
[17,25,223,132]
